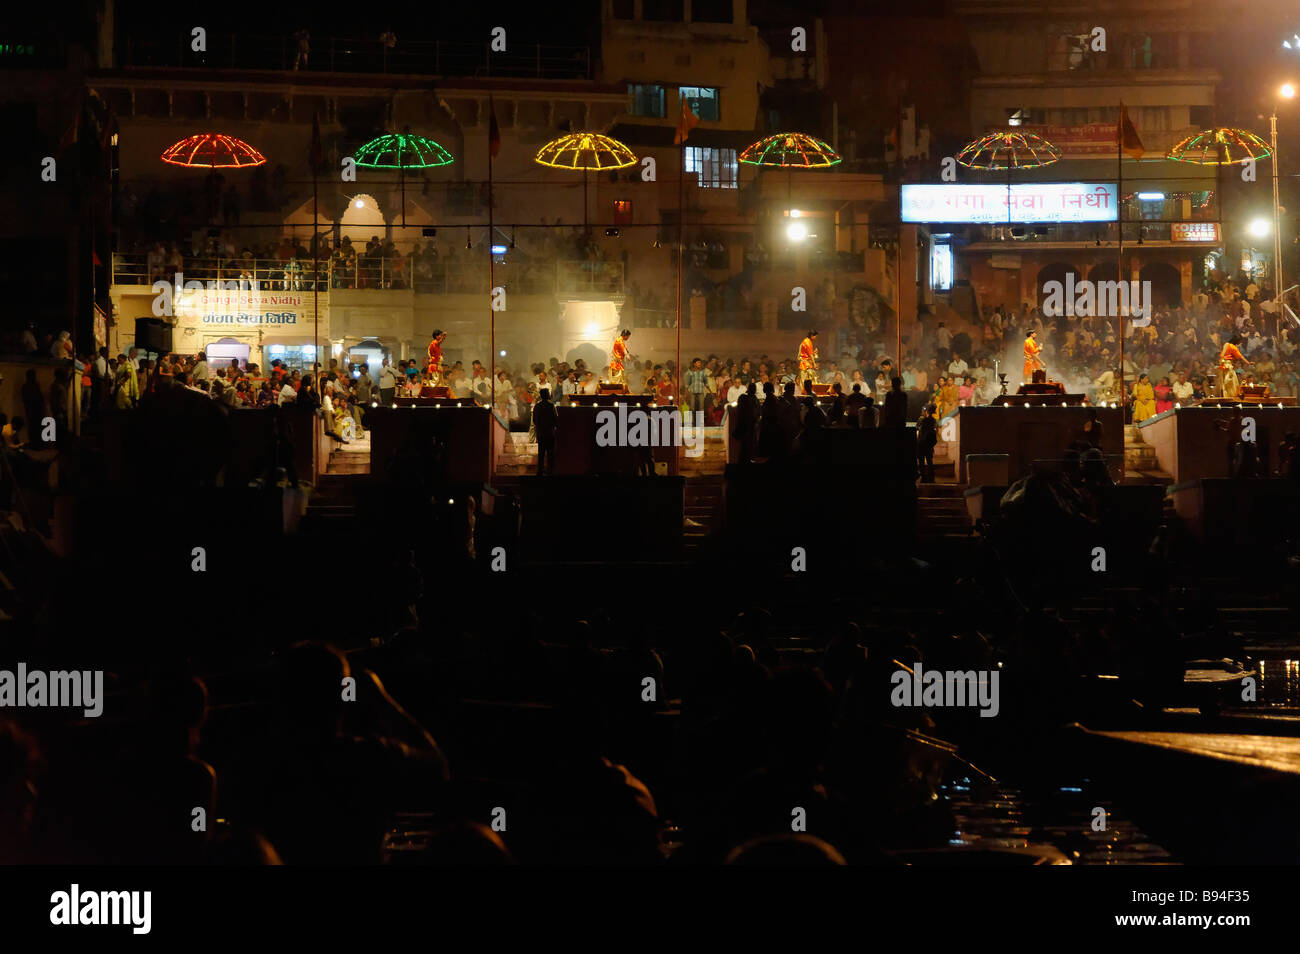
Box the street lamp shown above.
[1272,83,1295,313]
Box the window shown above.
[643,0,684,21]
[685,147,738,189]
[931,243,953,291]
[629,84,666,118]
[1007,108,1032,127]
[679,87,720,122]
[692,0,733,23]
[613,199,632,225]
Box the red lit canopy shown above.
[161,133,267,168]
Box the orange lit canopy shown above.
[161,133,266,168]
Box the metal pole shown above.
[677,143,684,415]
[1117,105,1124,421]
[1272,107,1283,328]
[489,99,496,480]
[313,161,319,480]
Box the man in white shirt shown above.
[936,322,951,352]
[581,372,599,395]
[378,358,399,403]
[947,355,969,377]
[560,371,579,403]
[1171,371,1194,403]
[726,380,745,405]
[278,380,297,405]
[471,368,493,404]
[192,352,210,382]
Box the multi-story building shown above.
[943,0,1232,316]
[87,1,904,376]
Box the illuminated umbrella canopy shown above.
[534,132,637,170]
[1166,127,1271,164]
[955,130,1062,170]
[535,133,637,232]
[739,132,842,168]
[160,133,266,168]
[353,133,455,169]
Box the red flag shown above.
[488,98,501,159]
[309,111,323,169]
[93,251,103,266]
[1119,102,1144,160]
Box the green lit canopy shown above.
[354,133,454,169]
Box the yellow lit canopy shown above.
[534,133,637,171]
[955,130,1062,170]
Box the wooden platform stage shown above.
[568,393,658,408]
[1187,396,1297,408]
[1137,404,1300,482]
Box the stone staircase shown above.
[1123,424,1172,484]
[677,426,727,476]
[930,438,958,483]
[916,482,973,542]
[497,433,538,478]
[325,430,370,476]
[683,475,724,555]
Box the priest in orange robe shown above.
[1218,335,1251,400]
[609,329,632,387]
[426,329,446,385]
[798,330,819,389]
[1023,330,1044,382]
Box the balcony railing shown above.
[122,33,592,79]
[112,254,624,297]
[966,219,1221,246]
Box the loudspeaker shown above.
[134,317,173,355]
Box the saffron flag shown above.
[1118,103,1144,160]
[488,97,501,159]
[675,93,700,145]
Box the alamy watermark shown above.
[890,661,1000,718]
[0,664,104,717]
[151,273,260,317]
[594,406,704,458]
[1041,275,1152,325]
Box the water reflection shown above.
[942,775,1174,865]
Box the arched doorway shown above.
[1036,261,1083,316]
[1140,261,1182,308]
[340,193,387,247]
[1088,261,1119,284]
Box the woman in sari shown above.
[1154,376,1174,414]
[1131,373,1156,423]
[940,376,960,418]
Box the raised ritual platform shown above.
[1189,396,1297,408]
[990,393,1089,408]
[952,405,1124,483]
[569,392,658,408]
[1137,404,1300,483]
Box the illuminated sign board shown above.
[1171,222,1221,242]
[901,183,1118,224]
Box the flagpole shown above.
[313,149,319,482]
[1117,103,1125,428]
[488,96,496,482]
[676,139,683,425]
